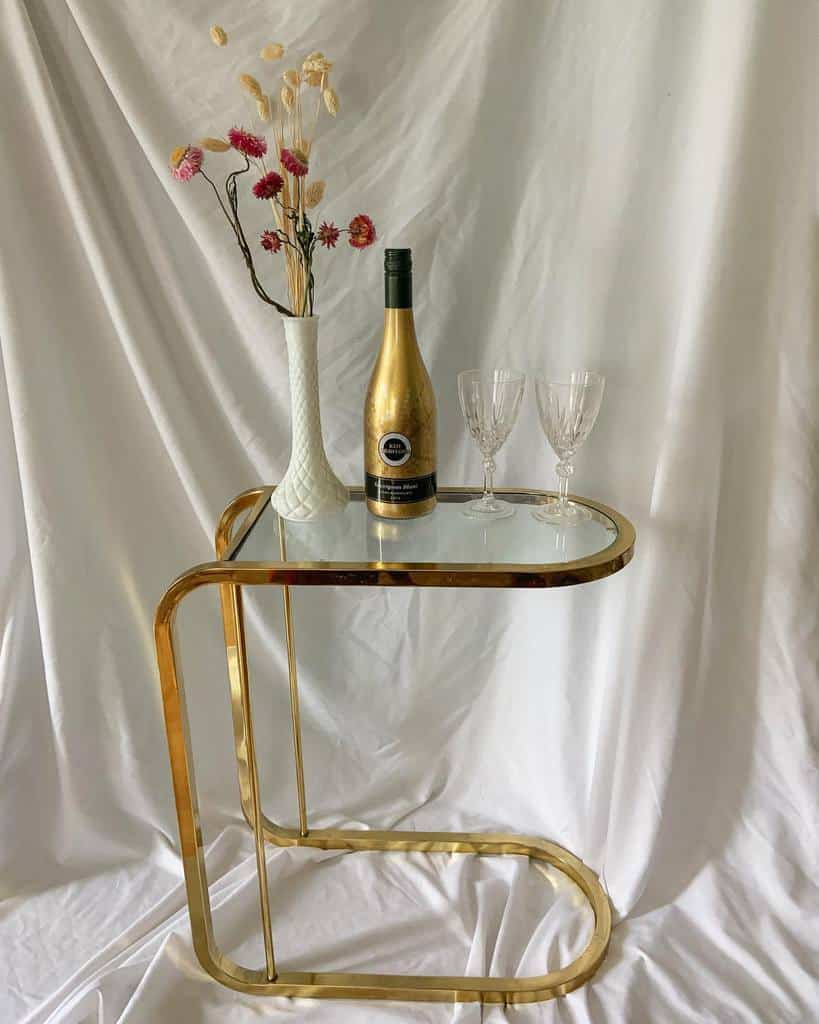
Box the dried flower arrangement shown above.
[170,26,376,317]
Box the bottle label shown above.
[365,473,437,504]
[378,432,412,467]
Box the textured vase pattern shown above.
[271,316,348,521]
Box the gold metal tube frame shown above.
[152,487,626,1004]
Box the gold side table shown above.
[155,486,635,1005]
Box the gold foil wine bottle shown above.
[364,249,437,518]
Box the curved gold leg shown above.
[151,498,613,1005]
[215,487,308,839]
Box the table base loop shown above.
[199,819,612,1005]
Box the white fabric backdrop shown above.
[1,0,817,1020]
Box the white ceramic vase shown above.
[271,315,349,521]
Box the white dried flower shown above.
[304,56,333,75]
[304,180,326,207]
[239,74,263,99]
[260,42,285,61]
[257,96,272,122]
[199,136,231,152]
[323,87,339,116]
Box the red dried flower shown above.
[280,147,309,177]
[348,214,376,249]
[317,221,340,249]
[228,127,268,159]
[260,230,282,253]
[253,171,284,199]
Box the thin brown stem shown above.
[222,159,293,316]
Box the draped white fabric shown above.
[2,0,817,1020]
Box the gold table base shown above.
[153,488,616,1005]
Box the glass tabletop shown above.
[227,488,634,588]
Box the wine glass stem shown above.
[482,456,496,502]
[556,459,572,508]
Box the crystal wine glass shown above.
[458,369,526,520]
[533,370,605,525]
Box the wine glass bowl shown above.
[533,371,605,525]
[458,369,526,520]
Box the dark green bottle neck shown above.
[385,272,412,309]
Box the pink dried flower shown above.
[317,221,340,248]
[228,126,268,158]
[260,230,282,253]
[348,214,376,249]
[253,171,284,199]
[280,147,309,177]
[170,145,203,181]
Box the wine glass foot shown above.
[531,500,592,526]
[462,497,516,520]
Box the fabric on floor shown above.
[0,0,817,1021]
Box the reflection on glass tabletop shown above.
[227,488,635,588]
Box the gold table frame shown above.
[155,486,635,1005]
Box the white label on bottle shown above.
[378,432,412,467]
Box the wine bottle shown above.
[364,249,437,518]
